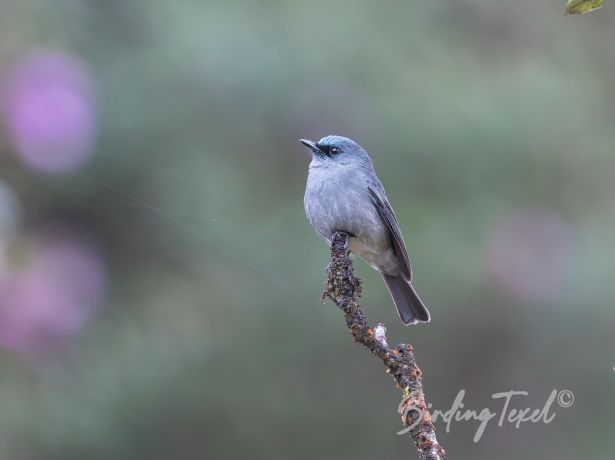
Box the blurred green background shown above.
[0,1,614,459]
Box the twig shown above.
[321,231,446,460]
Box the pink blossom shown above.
[2,49,97,174]
[0,226,106,355]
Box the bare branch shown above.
[321,231,446,460]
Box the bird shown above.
[300,135,430,325]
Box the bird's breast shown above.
[304,166,389,249]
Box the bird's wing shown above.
[367,186,412,281]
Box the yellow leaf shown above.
[565,0,604,15]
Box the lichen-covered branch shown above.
[321,231,446,460]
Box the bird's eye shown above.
[330,146,340,155]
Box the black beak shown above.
[299,139,325,156]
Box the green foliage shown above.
[566,0,604,15]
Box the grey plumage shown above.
[301,135,430,325]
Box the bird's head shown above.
[299,135,370,166]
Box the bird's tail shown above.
[382,274,431,326]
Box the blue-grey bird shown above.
[300,135,430,325]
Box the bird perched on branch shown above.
[300,135,430,325]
